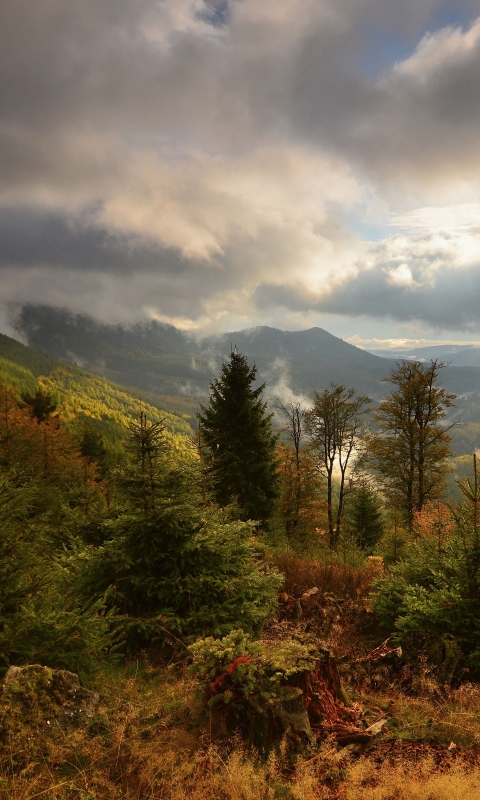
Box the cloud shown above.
[1,0,480,336]
[340,15,480,184]
[253,205,480,330]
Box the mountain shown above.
[14,304,480,401]
[11,304,480,456]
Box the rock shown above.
[366,717,388,736]
[300,587,319,613]
[0,664,100,741]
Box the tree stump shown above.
[260,640,368,745]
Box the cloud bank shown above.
[1,0,480,336]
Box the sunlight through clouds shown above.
[1,0,480,342]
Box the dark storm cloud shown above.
[254,262,480,331]
[2,0,479,177]
[0,207,192,274]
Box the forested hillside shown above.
[2,340,480,799]
[13,304,480,455]
[0,332,195,459]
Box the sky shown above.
[2,0,480,347]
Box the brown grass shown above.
[345,757,480,799]
[3,660,480,800]
[347,681,480,750]
[274,552,377,600]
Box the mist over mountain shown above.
[369,344,480,368]
[14,305,480,405]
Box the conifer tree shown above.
[199,350,279,526]
[77,413,281,651]
[345,484,384,552]
[20,386,57,423]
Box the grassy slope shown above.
[0,333,194,455]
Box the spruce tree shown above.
[77,413,281,651]
[199,350,279,526]
[345,485,384,553]
[20,386,57,422]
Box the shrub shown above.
[273,552,376,600]
[372,471,480,678]
[0,475,111,677]
[189,629,319,748]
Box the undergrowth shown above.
[3,658,480,800]
[274,552,377,600]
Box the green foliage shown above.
[77,416,282,652]
[0,356,37,395]
[0,332,194,465]
[370,360,456,528]
[39,365,193,459]
[79,422,109,475]
[189,630,317,745]
[189,630,265,715]
[373,464,480,677]
[345,485,384,553]
[0,378,114,675]
[0,332,57,377]
[0,474,111,677]
[20,386,57,422]
[199,350,279,526]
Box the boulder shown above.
[0,664,99,741]
[300,587,319,613]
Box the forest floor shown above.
[3,557,480,799]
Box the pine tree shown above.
[20,386,57,423]
[345,485,384,553]
[77,413,281,652]
[199,350,279,526]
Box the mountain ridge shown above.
[6,305,480,455]
[12,304,480,402]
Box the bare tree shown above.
[275,400,304,534]
[305,385,371,548]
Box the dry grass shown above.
[349,682,480,750]
[345,757,480,799]
[3,555,480,800]
[3,660,480,800]
[274,553,376,601]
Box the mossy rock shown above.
[0,664,99,741]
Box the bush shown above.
[189,629,319,748]
[372,493,480,678]
[273,552,376,600]
[0,475,111,677]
